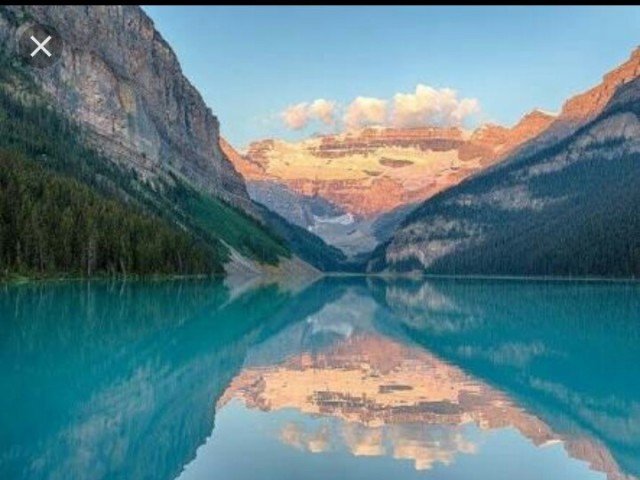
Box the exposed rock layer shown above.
[228,114,555,219]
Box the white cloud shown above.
[281,98,337,130]
[309,99,337,126]
[281,102,310,130]
[392,84,480,128]
[280,85,479,132]
[343,96,388,130]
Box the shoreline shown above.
[2,270,639,286]
[324,271,640,284]
[0,273,223,286]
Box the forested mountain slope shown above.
[0,6,338,278]
[0,61,292,277]
[370,76,640,277]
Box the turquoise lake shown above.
[1,277,639,480]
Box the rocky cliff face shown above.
[0,5,253,212]
[561,48,640,123]
[228,115,554,221]
[516,47,640,154]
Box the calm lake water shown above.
[1,277,639,480]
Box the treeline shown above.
[162,175,290,266]
[0,151,223,279]
[0,53,294,278]
[382,124,640,277]
[429,149,640,278]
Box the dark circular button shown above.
[17,23,63,69]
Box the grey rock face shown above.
[0,5,253,212]
[245,180,419,257]
[247,180,344,229]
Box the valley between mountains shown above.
[223,46,640,277]
[1,5,639,279]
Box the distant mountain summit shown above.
[224,111,554,255]
[228,117,555,218]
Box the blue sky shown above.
[144,6,640,147]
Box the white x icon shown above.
[30,35,52,57]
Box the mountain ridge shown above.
[369,50,640,277]
[225,47,640,264]
[223,110,555,256]
[228,114,556,219]
[509,46,640,159]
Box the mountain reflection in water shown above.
[1,277,638,480]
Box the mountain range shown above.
[224,110,555,255]
[0,5,638,279]
[226,45,640,277]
